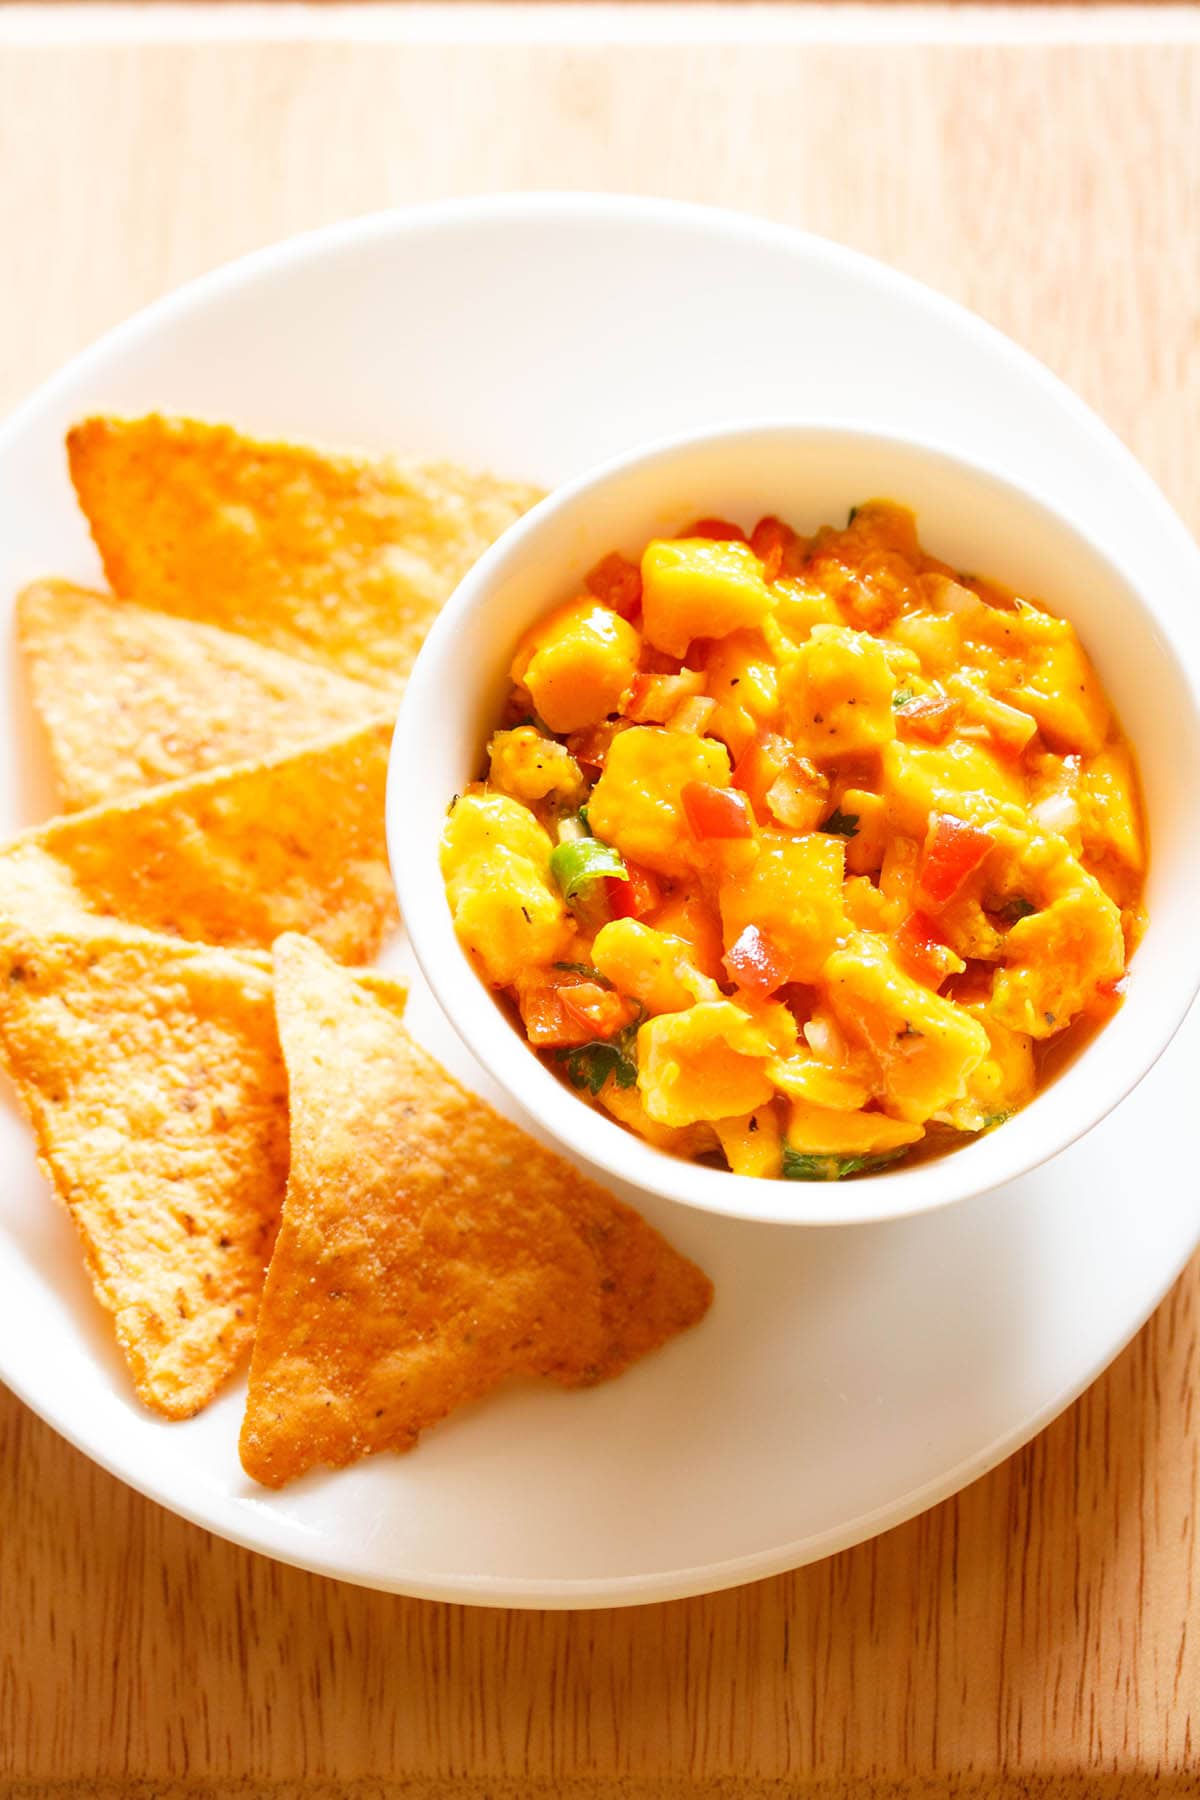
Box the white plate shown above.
[0,194,1197,1609]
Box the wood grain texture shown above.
[0,16,1198,1795]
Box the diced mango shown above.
[650,887,726,979]
[785,1099,924,1157]
[771,577,841,642]
[714,1105,783,1178]
[768,1055,873,1111]
[935,894,1005,963]
[781,625,897,757]
[487,726,586,806]
[938,1007,1036,1131]
[641,538,774,658]
[510,597,640,734]
[586,725,734,878]
[1007,625,1111,756]
[838,788,888,876]
[637,1001,775,1126]
[1080,746,1145,874]
[990,874,1124,1037]
[824,931,990,1122]
[600,1078,719,1158]
[888,609,962,676]
[702,629,781,760]
[448,846,571,987]
[850,499,922,562]
[441,790,555,890]
[719,831,847,981]
[591,918,719,1015]
[880,739,1024,836]
[738,997,801,1059]
[843,874,895,933]
[878,834,920,918]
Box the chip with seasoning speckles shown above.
[0,719,399,963]
[0,921,407,1419]
[0,921,290,1418]
[67,413,543,693]
[17,578,390,811]
[239,933,712,1487]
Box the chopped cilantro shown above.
[549,836,627,902]
[558,1015,642,1096]
[979,1110,1012,1131]
[891,688,915,711]
[821,808,860,839]
[552,961,612,986]
[997,896,1037,924]
[578,803,590,832]
[782,1146,906,1181]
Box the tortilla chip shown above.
[67,414,543,692]
[240,934,712,1487]
[17,578,389,810]
[0,920,290,1417]
[0,720,397,962]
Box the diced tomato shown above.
[765,758,827,831]
[895,911,955,986]
[777,980,820,1028]
[723,924,791,1000]
[585,551,642,621]
[731,731,826,828]
[565,721,621,769]
[519,984,597,1048]
[684,517,747,542]
[895,695,962,745]
[558,982,636,1039]
[624,669,705,724]
[731,731,790,810]
[681,781,755,840]
[749,515,804,584]
[606,861,663,921]
[917,814,994,910]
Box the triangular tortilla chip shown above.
[240,934,712,1486]
[67,414,543,692]
[0,720,397,962]
[0,920,289,1417]
[17,578,389,810]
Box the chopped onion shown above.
[922,573,982,617]
[669,695,718,736]
[1032,791,1080,835]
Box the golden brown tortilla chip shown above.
[18,578,389,810]
[0,920,289,1417]
[0,720,397,962]
[68,414,543,692]
[240,934,712,1487]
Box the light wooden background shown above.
[1,11,1199,1797]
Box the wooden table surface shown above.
[1,8,1199,1796]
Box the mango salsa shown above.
[442,505,1146,1182]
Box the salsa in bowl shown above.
[389,424,1200,1225]
[439,501,1145,1182]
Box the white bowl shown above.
[389,420,1200,1226]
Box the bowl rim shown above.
[392,414,1200,1226]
